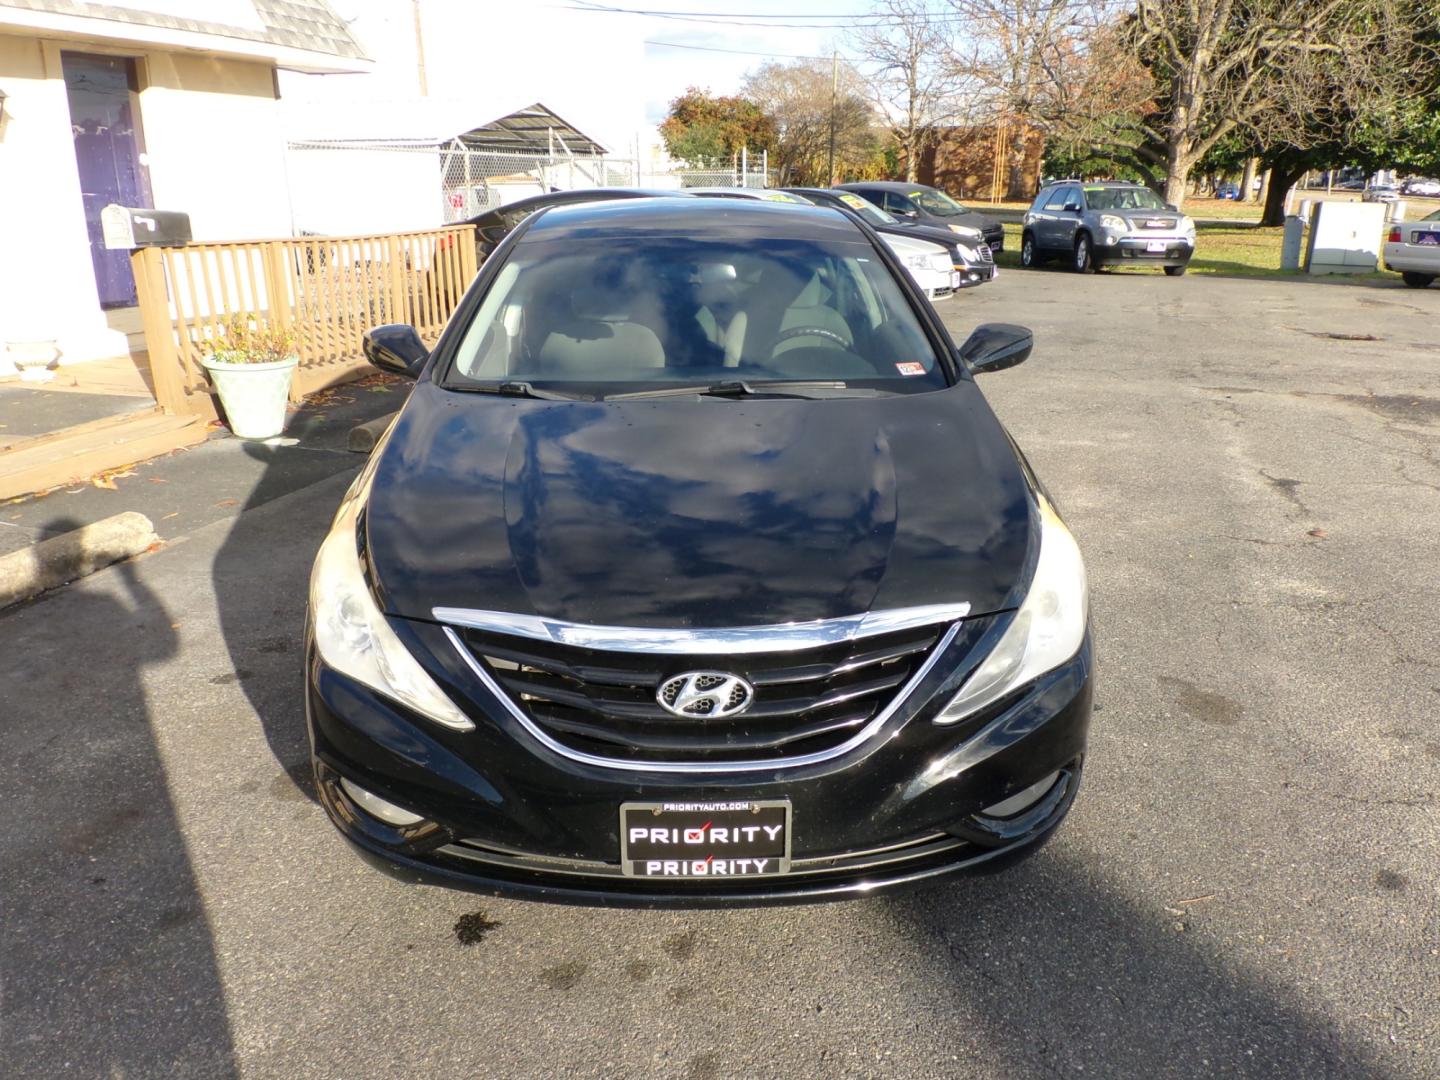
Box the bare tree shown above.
[851,0,966,181]
[1127,0,1430,207]
[946,0,1130,197]
[743,61,882,185]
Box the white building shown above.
[0,0,367,370]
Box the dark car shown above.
[308,198,1092,906]
[836,181,1005,252]
[783,187,996,287]
[463,188,691,258]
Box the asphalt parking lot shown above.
[2,267,1436,1079]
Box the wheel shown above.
[1401,271,1435,288]
[1020,231,1044,268]
[1164,264,1188,277]
[1073,233,1094,273]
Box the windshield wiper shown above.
[606,380,847,401]
[451,381,592,401]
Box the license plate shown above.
[620,799,791,877]
[1416,232,1439,246]
[1146,240,1168,253]
[951,270,963,288]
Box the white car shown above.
[1384,210,1440,288]
[687,187,959,301]
[879,231,960,302]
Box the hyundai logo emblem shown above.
[656,671,754,719]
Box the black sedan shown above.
[783,187,996,287]
[308,198,1092,905]
[463,188,691,258]
[837,181,1005,252]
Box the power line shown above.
[644,37,863,60]
[564,1,964,30]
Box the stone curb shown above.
[0,511,158,609]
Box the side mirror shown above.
[1164,202,1178,212]
[959,323,1033,374]
[1063,202,1082,213]
[363,324,428,379]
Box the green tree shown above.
[658,88,775,168]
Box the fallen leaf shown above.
[215,498,239,508]
[147,477,169,484]
[92,475,117,490]
[160,512,179,520]
[1307,528,1328,538]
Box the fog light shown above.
[340,777,425,826]
[981,771,1061,818]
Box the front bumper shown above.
[305,620,1094,908]
[953,263,997,288]
[1095,235,1194,267]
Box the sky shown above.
[285,0,888,156]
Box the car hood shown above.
[365,380,1034,629]
[925,210,1000,235]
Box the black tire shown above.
[1073,233,1095,273]
[1401,271,1435,288]
[1164,264,1188,277]
[1020,231,1043,268]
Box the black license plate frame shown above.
[620,799,792,878]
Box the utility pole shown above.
[827,50,839,185]
[412,0,429,96]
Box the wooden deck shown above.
[0,408,208,502]
[0,353,155,398]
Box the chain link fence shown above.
[284,142,777,235]
[285,141,644,234]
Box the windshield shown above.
[836,192,898,226]
[912,189,969,217]
[1083,186,1167,211]
[445,235,946,394]
[1426,210,1440,222]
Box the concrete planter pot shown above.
[202,355,298,439]
[5,339,60,382]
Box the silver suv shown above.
[1022,181,1196,276]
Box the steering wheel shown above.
[773,326,851,349]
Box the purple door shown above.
[62,53,153,309]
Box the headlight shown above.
[953,243,976,262]
[1100,214,1127,232]
[948,224,982,240]
[934,494,1088,725]
[310,486,474,732]
[904,253,938,271]
[1180,216,1196,236]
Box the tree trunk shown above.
[1163,159,1191,208]
[1239,157,1258,203]
[1260,164,1306,226]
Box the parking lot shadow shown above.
[0,525,238,1077]
[886,848,1387,1078]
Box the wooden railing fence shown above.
[132,226,477,416]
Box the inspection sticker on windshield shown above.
[895,362,926,377]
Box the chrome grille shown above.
[976,242,994,264]
[456,622,948,764]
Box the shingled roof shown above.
[0,0,367,70]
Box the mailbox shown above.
[101,205,192,249]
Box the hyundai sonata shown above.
[306,197,1092,906]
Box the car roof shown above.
[686,187,813,203]
[465,188,689,225]
[837,181,938,192]
[521,196,862,243]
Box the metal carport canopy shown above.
[455,103,609,156]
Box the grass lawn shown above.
[995,219,1401,283]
